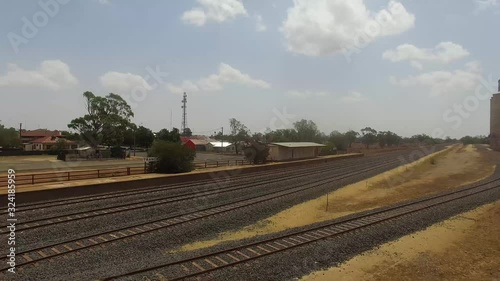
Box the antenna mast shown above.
[181,92,188,134]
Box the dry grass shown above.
[301,201,500,281]
[172,145,495,253]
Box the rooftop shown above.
[210,141,233,148]
[271,142,326,148]
[21,129,61,138]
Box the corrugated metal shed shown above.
[271,142,325,148]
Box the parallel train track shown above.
[0,155,396,233]
[102,176,500,281]
[0,156,409,272]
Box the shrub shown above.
[148,141,195,173]
[320,142,337,156]
[110,146,126,158]
[243,141,269,164]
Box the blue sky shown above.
[0,0,499,138]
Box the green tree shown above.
[148,141,195,173]
[321,141,337,155]
[293,119,321,142]
[156,128,181,143]
[136,126,155,148]
[328,131,346,151]
[181,128,193,137]
[68,91,134,148]
[243,140,269,164]
[0,123,21,148]
[61,131,81,142]
[265,129,298,143]
[229,118,250,154]
[361,127,378,149]
[344,130,359,148]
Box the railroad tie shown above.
[295,235,310,242]
[37,251,48,258]
[191,262,205,271]
[98,236,109,242]
[236,251,250,259]
[22,254,33,262]
[51,247,61,254]
[265,244,280,251]
[246,248,261,256]
[274,241,288,248]
[204,259,218,268]
[155,273,169,281]
[226,253,240,262]
[281,239,296,246]
[256,246,271,253]
[214,256,228,265]
[288,237,303,244]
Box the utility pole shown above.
[221,127,224,154]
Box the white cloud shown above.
[0,60,78,90]
[100,71,153,94]
[166,63,271,95]
[287,90,328,98]
[383,42,470,69]
[341,91,366,103]
[474,0,498,14]
[281,0,415,57]
[181,0,247,26]
[255,14,267,32]
[390,62,483,97]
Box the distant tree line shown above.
[460,135,488,145]
[1,90,490,170]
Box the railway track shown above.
[0,157,406,272]
[101,176,500,281]
[0,154,374,217]
[0,156,395,233]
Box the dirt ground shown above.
[301,201,500,281]
[174,144,496,253]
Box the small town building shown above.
[181,137,214,151]
[182,139,196,151]
[268,142,325,161]
[210,141,235,153]
[21,129,77,151]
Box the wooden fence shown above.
[2,160,251,187]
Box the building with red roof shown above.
[21,129,77,151]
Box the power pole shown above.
[221,127,224,154]
[181,92,187,134]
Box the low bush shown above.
[148,141,195,173]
